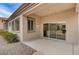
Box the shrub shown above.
[0,31,19,43]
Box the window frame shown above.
[10,18,20,31]
[12,20,15,31]
[14,18,20,31]
[27,16,36,33]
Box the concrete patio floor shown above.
[23,39,79,55]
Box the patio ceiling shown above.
[27,3,76,17]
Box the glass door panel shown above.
[50,24,57,38]
[43,24,49,37]
[56,24,66,40]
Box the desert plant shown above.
[0,31,19,43]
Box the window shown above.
[9,22,11,27]
[11,18,20,31]
[27,17,35,32]
[15,18,20,31]
[12,20,15,30]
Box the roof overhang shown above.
[24,3,76,17]
[7,3,76,21]
[8,3,39,21]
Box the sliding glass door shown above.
[56,24,66,40]
[43,24,49,37]
[43,23,66,40]
[50,24,57,38]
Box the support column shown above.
[19,15,24,42]
[76,4,79,44]
[72,3,79,55]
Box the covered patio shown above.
[21,3,78,55]
[8,3,79,55]
[22,3,77,43]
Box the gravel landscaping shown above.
[0,36,36,55]
[0,42,36,55]
[0,36,7,46]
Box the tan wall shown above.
[23,9,78,43]
[23,14,41,41]
[8,8,78,44]
[8,17,21,41]
[40,10,78,43]
[0,20,5,30]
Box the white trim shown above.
[22,3,43,15]
[8,16,20,22]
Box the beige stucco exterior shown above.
[41,9,78,43]
[21,9,78,44]
[0,20,4,30]
[0,18,7,31]
[8,16,21,41]
[22,14,41,41]
[8,3,79,44]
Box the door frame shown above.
[43,22,66,40]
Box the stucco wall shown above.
[23,9,78,43]
[8,9,78,44]
[0,20,5,30]
[23,14,41,41]
[8,18,21,41]
[40,10,78,43]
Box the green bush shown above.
[0,31,19,43]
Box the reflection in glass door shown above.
[56,24,66,40]
[50,24,57,38]
[43,24,49,37]
[43,23,66,40]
